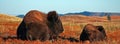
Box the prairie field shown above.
[0,14,120,44]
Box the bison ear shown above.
[47,11,59,22]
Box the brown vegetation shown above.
[0,14,120,44]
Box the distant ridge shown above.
[16,14,63,18]
[16,14,24,18]
[65,11,120,16]
[16,11,120,18]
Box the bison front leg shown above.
[17,21,27,40]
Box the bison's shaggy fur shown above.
[17,10,64,41]
[80,24,106,42]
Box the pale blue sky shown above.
[0,0,120,16]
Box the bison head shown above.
[96,26,107,39]
[47,11,64,35]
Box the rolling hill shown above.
[0,14,22,22]
[60,15,108,24]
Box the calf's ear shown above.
[47,11,59,22]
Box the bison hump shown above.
[24,10,47,23]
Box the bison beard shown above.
[80,24,106,42]
[17,10,64,41]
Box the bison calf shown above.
[80,24,106,42]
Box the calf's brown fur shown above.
[80,24,106,42]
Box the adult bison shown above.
[17,10,64,41]
[80,24,106,42]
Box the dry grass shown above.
[0,14,120,44]
[0,14,22,22]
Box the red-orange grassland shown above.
[0,14,120,44]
